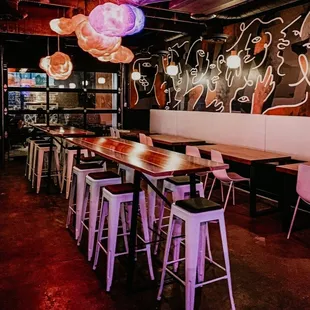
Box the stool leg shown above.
[60,152,67,194]
[66,174,77,228]
[106,200,121,292]
[120,205,129,253]
[139,195,155,280]
[25,141,30,177]
[218,214,235,310]
[157,215,175,301]
[66,152,74,199]
[203,172,209,190]
[75,176,86,239]
[77,184,90,246]
[147,181,157,241]
[154,195,166,255]
[172,189,183,272]
[197,222,206,283]
[53,149,61,186]
[28,142,34,180]
[93,201,108,270]
[32,146,38,188]
[185,218,200,310]
[36,150,44,194]
[87,184,101,261]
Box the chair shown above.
[114,129,120,138]
[287,164,310,239]
[185,145,211,190]
[139,133,147,144]
[146,136,153,146]
[157,197,235,310]
[109,127,116,137]
[208,150,249,211]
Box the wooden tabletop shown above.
[276,161,310,176]
[33,125,95,138]
[150,134,206,146]
[197,144,291,165]
[67,137,228,177]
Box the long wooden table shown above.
[32,125,95,192]
[67,137,228,290]
[276,161,310,230]
[150,134,206,150]
[197,144,291,217]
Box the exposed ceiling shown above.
[0,0,308,51]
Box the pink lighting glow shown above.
[89,3,144,37]
[39,52,73,80]
[75,20,121,57]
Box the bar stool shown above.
[118,164,134,183]
[158,197,235,310]
[66,163,105,239]
[154,176,207,272]
[32,142,61,193]
[61,147,89,199]
[25,138,47,180]
[93,183,155,292]
[77,171,122,261]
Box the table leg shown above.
[280,173,291,232]
[47,136,53,194]
[189,174,197,198]
[127,170,141,291]
[250,164,257,217]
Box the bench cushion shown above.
[175,197,221,213]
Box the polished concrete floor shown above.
[1,159,310,310]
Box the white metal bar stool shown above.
[93,183,155,292]
[154,176,208,272]
[158,197,235,310]
[66,163,105,239]
[25,138,47,180]
[31,142,61,194]
[77,171,122,261]
[118,164,134,183]
[61,147,89,199]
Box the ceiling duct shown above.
[0,0,27,21]
[190,0,307,21]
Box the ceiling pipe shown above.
[19,0,78,8]
[190,0,306,20]
[145,14,203,24]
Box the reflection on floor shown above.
[0,158,310,310]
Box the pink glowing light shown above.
[75,20,121,57]
[126,6,145,35]
[89,3,138,37]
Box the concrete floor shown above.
[1,159,310,310]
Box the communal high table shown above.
[276,162,310,231]
[32,125,95,192]
[66,136,228,291]
[197,144,291,217]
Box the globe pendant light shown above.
[131,69,141,81]
[227,50,241,69]
[167,61,178,76]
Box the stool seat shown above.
[105,183,142,195]
[75,155,104,162]
[75,163,103,170]
[166,176,200,185]
[88,171,120,180]
[176,197,221,213]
